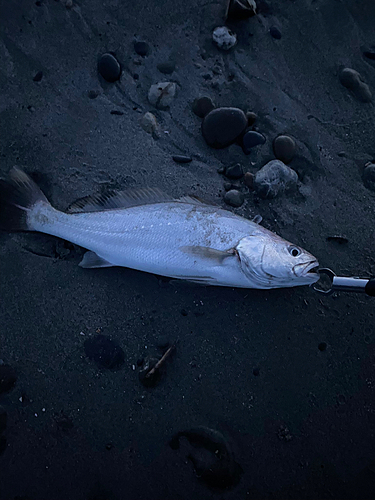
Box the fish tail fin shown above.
[0,167,51,231]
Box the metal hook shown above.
[311,268,371,295]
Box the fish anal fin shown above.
[79,251,114,269]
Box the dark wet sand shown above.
[1,0,375,498]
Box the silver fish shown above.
[0,167,319,289]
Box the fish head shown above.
[236,232,319,288]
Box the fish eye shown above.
[288,246,301,257]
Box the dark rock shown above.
[318,342,327,352]
[243,172,254,189]
[273,135,296,164]
[169,427,243,489]
[326,236,348,245]
[88,90,99,99]
[33,71,43,82]
[225,163,244,179]
[224,182,233,191]
[253,160,298,199]
[226,0,256,20]
[242,130,266,153]
[224,189,244,207]
[173,155,192,163]
[134,41,149,57]
[246,111,257,126]
[253,368,260,376]
[0,365,17,394]
[363,163,375,191]
[157,61,176,74]
[84,334,125,369]
[192,97,215,118]
[98,53,121,82]
[202,107,247,149]
[212,26,237,51]
[0,406,7,433]
[110,110,124,115]
[339,68,372,103]
[363,47,375,61]
[148,82,176,109]
[270,26,282,39]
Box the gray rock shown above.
[202,107,247,149]
[192,97,215,118]
[212,26,237,51]
[224,189,244,207]
[273,135,296,164]
[339,68,372,103]
[139,112,159,137]
[253,160,298,199]
[363,163,375,191]
[148,82,176,109]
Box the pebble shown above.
[33,71,43,82]
[270,26,282,39]
[88,90,99,99]
[84,334,125,369]
[224,163,244,179]
[0,365,16,394]
[65,0,73,7]
[134,41,150,57]
[243,171,254,189]
[202,107,247,149]
[226,0,257,20]
[253,160,298,199]
[0,406,7,433]
[139,112,159,136]
[273,135,296,163]
[212,26,237,51]
[242,130,266,153]
[318,342,327,352]
[173,155,192,164]
[224,189,244,207]
[363,47,375,61]
[224,182,233,191]
[363,163,375,191]
[246,111,257,126]
[98,53,121,82]
[148,82,176,109]
[192,96,215,118]
[339,67,372,102]
[157,61,176,74]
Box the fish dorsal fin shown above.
[67,187,174,213]
[177,195,216,206]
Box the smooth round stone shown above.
[246,111,257,126]
[148,82,176,109]
[363,164,375,191]
[140,112,159,135]
[98,53,121,82]
[88,90,99,99]
[33,71,43,82]
[226,0,257,20]
[243,171,254,189]
[253,160,298,199]
[339,68,372,102]
[134,41,149,56]
[270,26,281,39]
[273,135,296,164]
[0,406,7,433]
[157,61,176,74]
[225,163,244,179]
[192,97,215,118]
[172,155,192,164]
[202,107,247,149]
[84,335,125,369]
[0,365,16,394]
[224,182,233,191]
[224,189,244,207]
[212,26,237,51]
[242,130,266,153]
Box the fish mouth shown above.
[293,260,320,280]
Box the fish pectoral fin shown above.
[171,275,216,285]
[180,245,237,263]
[79,251,115,269]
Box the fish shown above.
[0,167,319,289]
